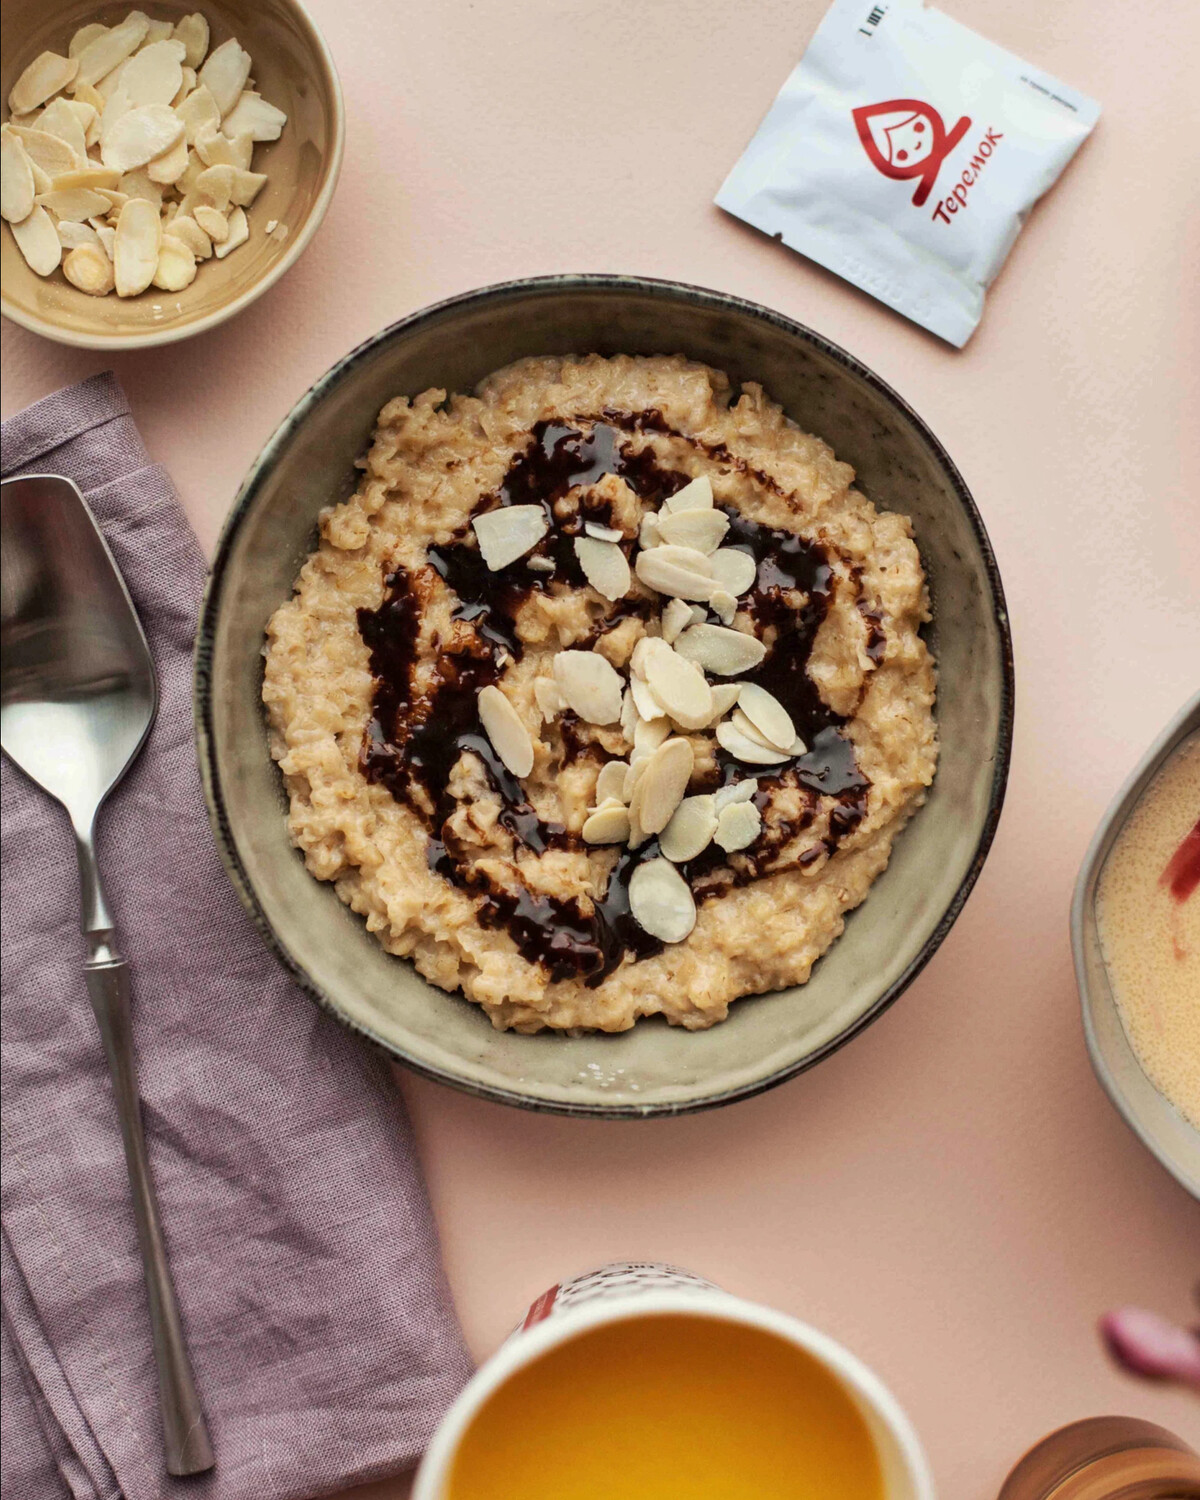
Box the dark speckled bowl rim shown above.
[195,273,1015,1118]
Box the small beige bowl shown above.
[0,0,343,350]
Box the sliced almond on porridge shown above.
[74,13,150,89]
[112,195,160,295]
[714,778,758,811]
[582,803,630,845]
[101,103,184,172]
[583,519,623,543]
[629,635,656,677]
[8,52,78,116]
[70,23,110,59]
[146,133,189,184]
[198,38,252,117]
[660,794,718,863]
[715,718,790,766]
[9,125,80,177]
[664,474,714,513]
[709,546,757,597]
[625,799,647,851]
[172,13,210,71]
[36,97,89,159]
[715,799,762,853]
[62,242,114,294]
[36,185,113,220]
[631,737,694,836]
[629,671,666,723]
[56,219,100,250]
[213,203,248,257]
[633,714,671,758]
[552,650,623,725]
[526,555,555,573]
[153,234,196,290]
[656,507,729,554]
[11,205,61,275]
[623,755,650,803]
[674,622,766,675]
[705,683,742,725]
[0,129,35,223]
[193,203,228,241]
[472,504,548,570]
[533,677,565,719]
[730,707,790,756]
[737,683,796,752]
[222,90,287,143]
[640,640,713,732]
[175,84,220,143]
[638,511,661,549]
[93,222,115,257]
[628,858,696,942]
[120,39,186,107]
[477,684,534,778]
[595,760,630,806]
[635,543,715,602]
[574,537,630,601]
[619,685,638,742]
[710,590,737,625]
[661,597,694,645]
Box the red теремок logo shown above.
[852,98,971,206]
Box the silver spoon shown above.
[1,474,214,1477]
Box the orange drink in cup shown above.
[414,1263,933,1500]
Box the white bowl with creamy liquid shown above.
[1072,692,1200,1198]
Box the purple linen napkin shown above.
[0,375,473,1500]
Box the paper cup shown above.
[414,1261,935,1498]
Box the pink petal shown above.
[1100,1306,1200,1390]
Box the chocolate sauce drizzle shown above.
[356,414,875,985]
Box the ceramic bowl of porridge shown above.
[1072,692,1200,1198]
[196,275,1013,1115]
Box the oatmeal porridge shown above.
[263,355,937,1031]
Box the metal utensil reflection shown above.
[1,474,214,1477]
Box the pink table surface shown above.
[4,0,1198,1493]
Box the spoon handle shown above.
[84,955,216,1477]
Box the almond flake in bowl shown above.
[262,353,940,1034]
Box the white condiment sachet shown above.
[716,0,1100,346]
